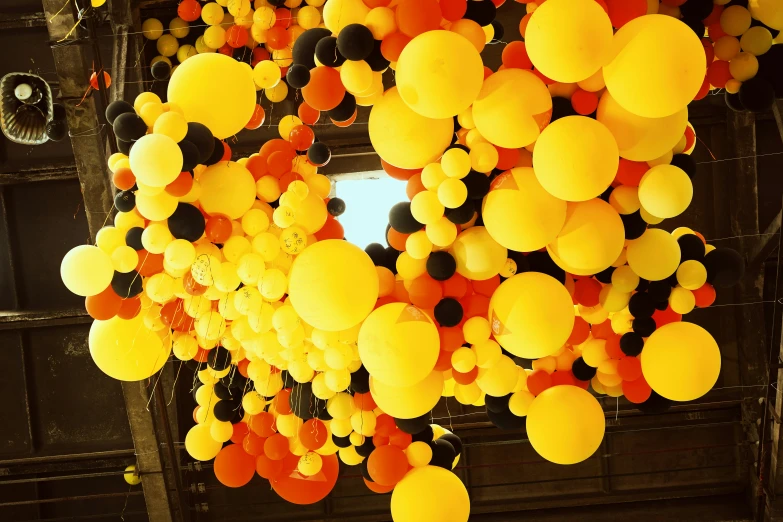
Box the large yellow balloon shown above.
[596,91,688,162]
[450,227,508,281]
[129,134,183,188]
[626,228,681,281]
[749,0,783,30]
[638,164,693,219]
[547,199,625,276]
[396,30,484,119]
[533,116,619,202]
[323,0,370,34]
[526,385,605,465]
[603,15,707,118]
[369,88,454,169]
[641,322,721,401]
[89,314,172,381]
[358,303,439,387]
[370,371,444,419]
[488,272,574,359]
[168,53,256,139]
[391,466,470,522]
[525,0,614,83]
[288,240,379,332]
[472,69,552,149]
[61,245,114,297]
[482,167,567,252]
[198,161,257,219]
[185,424,223,461]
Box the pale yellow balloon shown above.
[749,0,783,30]
[472,69,552,149]
[638,164,693,219]
[322,0,369,34]
[369,371,444,419]
[89,314,171,381]
[198,162,256,219]
[391,466,470,522]
[61,245,114,297]
[626,228,681,281]
[450,226,508,281]
[135,190,178,221]
[185,424,222,461]
[129,134,183,188]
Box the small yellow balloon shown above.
[638,164,693,219]
[142,18,164,40]
[626,229,681,281]
[185,424,222,461]
[451,226,508,281]
[61,245,114,297]
[124,465,141,486]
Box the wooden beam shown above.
[0,12,46,30]
[0,166,79,185]
[0,309,91,330]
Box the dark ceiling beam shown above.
[0,12,46,30]
[41,2,183,521]
[0,166,79,185]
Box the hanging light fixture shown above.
[0,72,54,145]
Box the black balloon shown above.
[463,171,491,200]
[114,190,135,213]
[725,91,745,112]
[289,383,317,420]
[620,332,644,356]
[632,316,656,337]
[350,365,371,394]
[395,414,430,435]
[105,100,134,125]
[286,64,311,89]
[327,197,346,217]
[526,251,566,283]
[204,137,225,166]
[595,266,615,284]
[671,154,697,179]
[366,39,390,72]
[678,234,705,262]
[411,424,435,443]
[222,371,248,391]
[151,60,171,80]
[487,407,526,430]
[680,0,715,18]
[333,434,352,448]
[428,439,456,469]
[360,458,374,481]
[315,36,347,68]
[572,357,597,381]
[213,400,238,422]
[620,211,647,240]
[208,347,232,371]
[168,203,206,242]
[53,103,66,121]
[757,44,783,97]
[490,19,504,43]
[336,24,375,61]
[704,248,744,288]
[214,382,233,401]
[293,28,332,70]
[427,251,457,281]
[445,199,475,225]
[681,17,706,37]
[125,227,144,251]
[389,202,424,233]
[434,298,463,327]
[355,437,376,457]
[739,77,775,113]
[185,123,215,164]
[383,246,401,274]
[365,243,386,266]
[464,0,497,26]
[485,394,511,413]
[307,142,331,166]
[440,432,463,455]
[179,140,200,172]
[328,92,356,122]
[116,137,133,155]
[111,270,143,298]
[113,112,147,141]
[647,280,672,302]
[628,292,655,318]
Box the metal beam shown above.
[41,2,182,521]
[0,12,46,30]
[0,309,91,330]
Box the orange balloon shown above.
[214,444,256,487]
[354,392,377,411]
[135,250,164,277]
[502,41,532,70]
[206,214,232,243]
[298,102,320,125]
[617,356,642,381]
[166,171,193,197]
[461,293,489,319]
[376,414,397,435]
[526,369,552,396]
[571,89,598,115]
[315,217,345,241]
[439,325,464,352]
[567,316,590,345]
[365,0,392,6]
[449,19,485,53]
[264,434,290,461]
[367,445,409,486]
[243,432,266,456]
[260,138,296,161]
[289,125,315,151]
[250,411,277,437]
[226,25,249,48]
[388,428,412,449]
[381,32,412,62]
[193,347,209,363]
[606,0,646,28]
[273,387,292,415]
[365,477,396,493]
[117,295,141,320]
[299,419,328,450]
[471,275,499,298]
[246,104,266,130]
[177,0,201,22]
[112,167,135,191]
[605,333,624,359]
[706,60,731,89]
[591,320,614,340]
[623,377,652,403]
[231,422,250,444]
[452,365,478,384]
[615,159,649,187]
[435,348,453,371]
[377,266,396,296]
[271,453,339,505]
[408,275,444,309]
[246,155,269,181]
[441,273,469,299]
[266,26,289,50]
[396,0,442,37]
[495,147,520,170]
[85,285,122,320]
[161,299,195,332]
[693,284,716,307]
[387,228,410,251]
[440,0,467,21]
[274,7,292,28]
[519,13,532,38]
[256,454,284,479]
[302,67,346,111]
[406,173,426,200]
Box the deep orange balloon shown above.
[332,109,358,127]
[472,275,500,298]
[693,283,716,307]
[368,445,409,486]
[439,325,464,352]
[289,125,315,151]
[274,7,292,28]
[250,411,277,437]
[617,356,642,381]
[302,67,345,111]
[354,392,377,411]
[315,217,345,241]
[214,444,256,488]
[495,147,520,170]
[519,13,532,38]
[440,0,467,21]
[441,273,469,299]
[278,171,304,192]
[381,32,412,62]
[388,428,412,449]
[256,454,284,479]
[264,434,290,461]
[461,293,489,319]
[453,365,478,385]
[161,299,196,332]
[571,89,598,115]
[243,432,266,456]
[252,47,271,67]
[396,0,442,37]
[237,358,249,378]
[409,275,444,309]
[260,138,296,161]
[177,0,201,22]
[246,155,269,181]
[299,419,328,450]
[246,104,266,130]
[591,320,614,340]
[268,150,293,178]
[231,422,250,444]
[365,0,392,7]
[226,25,249,48]
[392,279,411,303]
[271,453,339,504]
[406,173,426,200]
[382,160,420,181]
[652,306,681,329]
[605,332,624,359]
[218,43,234,57]
[266,26,290,50]
[221,141,231,161]
[112,167,135,191]
[435,348,453,371]
[526,369,553,396]
[376,414,397,436]
[183,271,207,296]
[273,388,292,414]
[85,285,122,320]
[193,347,210,363]
[574,278,601,306]
[623,377,652,404]
[205,214,232,243]
[567,316,590,345]
[135,250,163,277]
[551,370,576,387]
[117,295,141,319]
[704,4,723,25]
[165,171,193,197]
[615,159,649,187]
[298,102,320,125]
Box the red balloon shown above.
[617,356,642,381]
[495,147,520,170]
[571,89,598,115]
[605,333,624,359]
[221,141,232,161]
[439,0,467,21]
[452,365,478,385]
[267,151,292,178]
[367,445,408,486]
[251,47,271,67]
[256,454,284,479]
[89,71,111,90]
[230,422,250,444]
[299,419,328,450]
[653,306,682,328]
[271,453,339,505]
[526,369,553,396]
[260,138,296,161]
[550,370,576,387]
[302,67,345,111]
[615,158,649,187]
[193,347,210,363]
[237,358,250,378]
[273,7,292,28]
[214,444,256,488]
[472,275,500,298]
[279,171,304,192]
[567,317,590,345]
[289,125,315,151]
[706,60,731,89]
[693,283,716,307]
[85,285,122,320]
[606,0,646,28]
[574,278,601,306]
[226,25,249,48]
[396,0,442,37]
[177,0,201,22]
[623,377,652,404]
[434,348,454,371]
[314,217,345,241]
[218,43,234,57]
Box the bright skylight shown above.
[336,176,408,250]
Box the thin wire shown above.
[696,151,783,164]
[707,232,780,242]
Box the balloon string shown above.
[697,150,783,164]
[48,0,72,22]
[695,134,717,160]
[707,231,780,242]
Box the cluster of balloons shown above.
[58,0,757,519]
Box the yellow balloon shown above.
[168,53,256,139]
[482,167,567,252]
[450,226,507,281]
[369,87,454,170]
[603,15,706,118]
[156,34,179,57]
[547,199,625,276]
[641,322,721,401]
[185,424,222,461]
[426,218,458,248]
[677,260,707,290]
[129,134,183,188]
[322,0,369,34]
[391,466,470,522]
[253,59,281,89]
[597,91,688,162]
[749,0,783,31]
[135,190,178,221]
[198,162,257,219]
[370,371,444,419]
[669,285,695,314]
[472,69,552,149]
[489,272,573,358]
[526,385,604,464]
[533,116,618,202]
[364,7,396,40]
[721,5,752,36]
[411,190,444,225]
[142,18,163,40]
[89,314,171,381]
[638,164,693,219]
[176,44,197,63]
[153,111,188,143]
[340,60,374,94]
[288,240,378,331]
[358,303,439,387]
[204,26,227,49]
[626,228,681,281]
[202,2,225,25]
[476,354,519,396]
[297,5,321,29]
[61,245,114,297]
[441,148,471,179]
[437,178,468,209]
[396,30,484,119]
[525,0,613,83]
[740,26,773,56]
[124,465,141,486]
[406,441,433,468]
[729,52,759,82]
